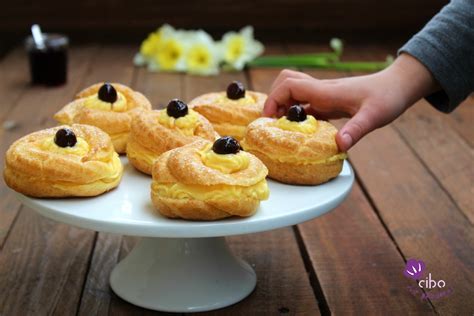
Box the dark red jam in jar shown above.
[25,34,69,86]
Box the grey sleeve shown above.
[398,0,474,113]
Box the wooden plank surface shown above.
[277,44,432,314]
[0,48,29,122]
[345,48,474,314]
[74,45,141,316]
[0,45,97,248]
[298,185,435,315]
[0,45,99,315]
[276,42,473,313]
[393,102,474,224]
[445,97,474,147]
[0,42,472,315]
[348,124,474,315]
[367,46,474,224]
[276,65,435,313]
[206,230,322,316]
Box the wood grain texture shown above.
[0,48,29,246]
[393,101,474,224]
[298,185,435,314]
[205,230,321,315]
[0,48,29,122]
[79,45,136,88]
[107,236,179,316]
[348,45,474,224]
[283,44,473,315]
[346,49,474,314]
[244,59,321,315]
[106,66,185,315]
[0,45,97,248]
[77,233,122,316]
[283,64,435,314]
[74,46,138,315]
[134,71,183,109]
[110,55,321,314]
[0,46,99,316]
[0,210,95,315]
[339,51,473,314]
[347,124,474,315]
[447,97,474,147]
[367,46,474,149]
[0,42,472,315]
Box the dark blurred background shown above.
[1,0,447,51]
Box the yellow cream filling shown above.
[99,153,123,183]
[198,143,250,174]
[84,92,128,112]
[242,139,347,165]
[40,136,90,156]
[271,152,347,165]
[51,153,122,189]
[126,140,158,166]
[215,94,256,106]
[109,131,129,142]
[275,115,318,134]
[40,136,122,184]
[158,109,200,136]
[152,179,269,201]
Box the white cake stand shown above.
[17,157,354,312]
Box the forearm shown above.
[398,0,474,112]
[381,53,440,111]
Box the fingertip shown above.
[263,99,277,117]
[277,106,286,118]
[336,131,353,152]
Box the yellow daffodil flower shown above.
[220,26,264,70]
[185,31,220,75]
[134,24,175,67]
[134,24,265,74]
[154,37,186,71]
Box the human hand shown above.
[263,54,439,151]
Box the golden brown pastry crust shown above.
[151,140,268,220]
[4,124,123,197]
[242,117,344,185]
[127,110,218,175]
[189,91,267,140]
[53,83,152,153]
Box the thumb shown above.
[336,107,376,152]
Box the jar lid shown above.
[25,33,69,50]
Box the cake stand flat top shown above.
[17,157,354,238]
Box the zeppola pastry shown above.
[151,136,269,220]
[54,82,152,154]
[127,99,218,175]
[242,105,346,185]
[189,81,267,140]
[4,124,123,197]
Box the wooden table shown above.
[0,43,472,315]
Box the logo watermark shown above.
[403,258,453,301]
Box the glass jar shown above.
[25,33,69,86]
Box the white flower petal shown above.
[133,53,146,66]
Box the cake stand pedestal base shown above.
[109,237,256,312]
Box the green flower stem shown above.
[325,61,390,71]
[249,53,338,67]
[249,54,391,71]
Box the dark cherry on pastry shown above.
[226,81,246,100]
[287,104,307,122]
[54,128,77,147]
[212,136,242,155]
[98,83,118,103]
[167,99,188,118]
